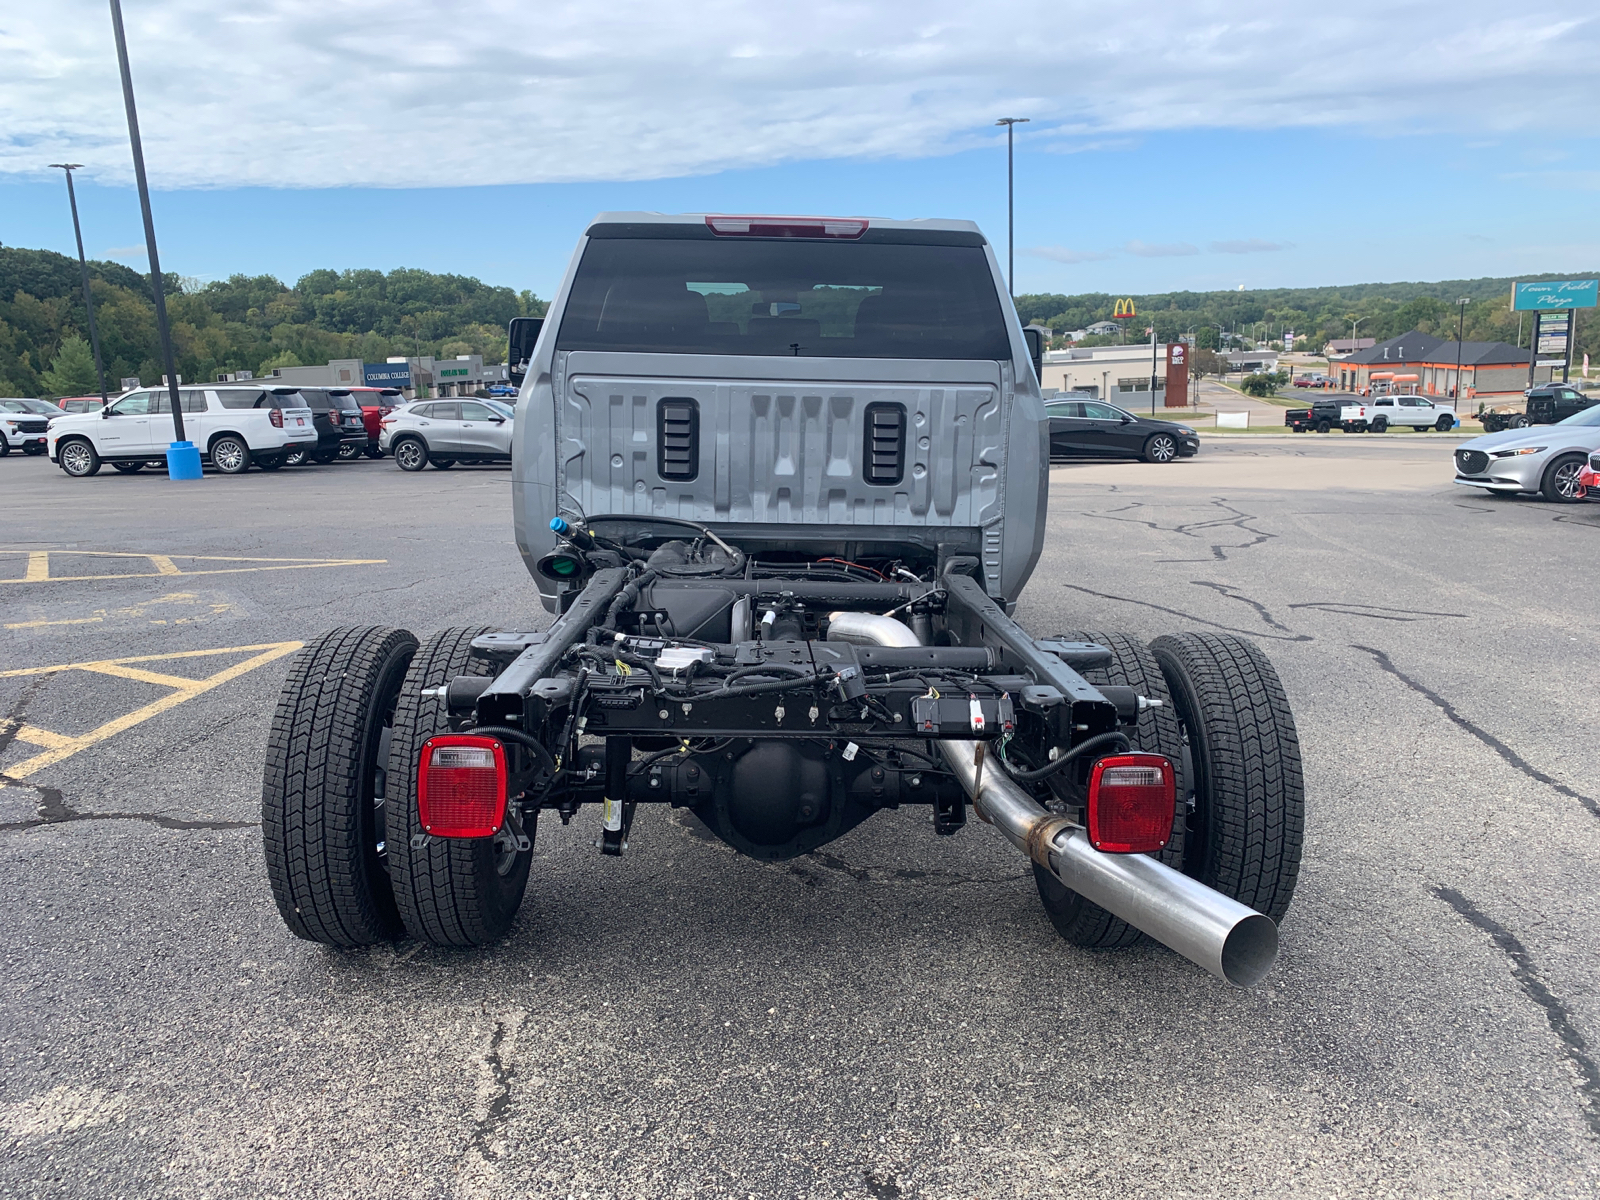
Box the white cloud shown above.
[1026,245,1113,264]
[2,1,1596,189]
[1126,240,1198,258]
[103,244,147,258]
[1208,238,1291,254]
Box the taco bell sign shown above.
[1165,341,1189,408]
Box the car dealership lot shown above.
[2,444,1598,1199]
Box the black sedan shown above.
[1045,397,1199,462]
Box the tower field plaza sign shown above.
[1512,279,1597,311]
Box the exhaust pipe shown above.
[827,611,1279,988]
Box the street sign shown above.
[1511,279,1598,311]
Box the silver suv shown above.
[380,398,513,471]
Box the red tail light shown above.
[417,736,507,838]
[705,215,868,239]
[1086,753,1176,853]
[269,408,283,428]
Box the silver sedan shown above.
[1453,404,1600,502]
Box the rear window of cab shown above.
[556,232,1012,361]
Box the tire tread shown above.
[262,625,417,946]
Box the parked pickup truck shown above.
[261,210,1304,989]
[48,384,317,476]
[1364,395,1456,432]
[1480,384,1600,433]
[1287,399,1369,432]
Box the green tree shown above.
[1239,373,1276,397]
[39,334,100,398]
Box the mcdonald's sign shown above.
[1112,298,1137,319]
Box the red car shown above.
[1578,451,1600,500]
[332,387,404,458]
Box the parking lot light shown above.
[995,117,1029,298]
[47,163,111,408]
[107,0,199,481]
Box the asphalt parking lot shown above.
[3,440,1599,1199]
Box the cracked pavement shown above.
[3,440,1600,1199]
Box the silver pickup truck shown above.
[262,213,1304,987]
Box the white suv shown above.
[48,386,317,477]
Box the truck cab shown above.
[513,213,1049,613]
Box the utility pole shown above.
[109,0,198,479]
[47,163,110,407]
[1454,298,1469,404]
[995,118,1029,298]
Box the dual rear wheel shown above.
[262,625,532,948]
[1033,630,1303,947]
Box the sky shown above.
[3,0,1598,299]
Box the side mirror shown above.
[1120,415,1133,424]
[507,317,544,388]
[101,408,112,418]
[1021,326,1045,383]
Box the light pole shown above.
[108,0,198,479]
[1148,323,1159,415]
[995,117,1029,298]
[1454,298,1469,404]
[47,163,110,407]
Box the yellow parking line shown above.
[13,725,75,750]
[4,617,104,630]
[2,642,304,679]
[76,662,211,691]
[0,550,385,585]
[0,641,302,787]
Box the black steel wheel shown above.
[1032,631,1186,948]
[387,626,532,947]
[1542,453,1586,503]
[255,454,283,471]
[1142,433,1179,463]
[1370,416,1388,432]
[210,435,251,474]
[262,626,419,946]
[1315,420,1331,434]
[1435,415,1453,432]
[1150,633,1303,923]
[58,438,100,477]
[111,461,144,474]
[393,438,427,472]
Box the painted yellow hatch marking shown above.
[0,641,303,788]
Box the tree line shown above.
[1015,274,1599,362]
[0,245,547,399]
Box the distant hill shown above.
[1015,274,1599,358]
[0,245,546,397]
